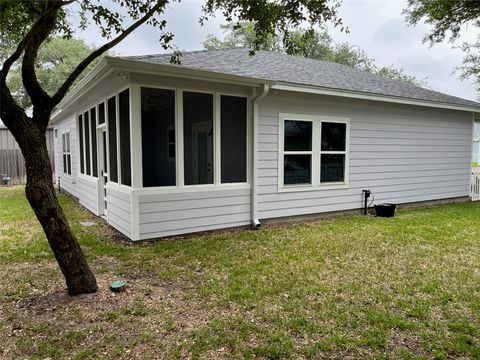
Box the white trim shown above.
[214,94,221,185]
[130,84,142,188]
[272,83,480,113]
[115,92,121,185]
[278,113,350,192]
[61,130,72,175]
[177,88,184,188]
[131,183,251,196]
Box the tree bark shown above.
[17,114,98,295]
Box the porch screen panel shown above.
[141,87,176,187]
[220,95,247,183]
[90,107,98,177]
[78,114,84,174]
[98,102,105,124]
[84,111,91,175]
[183,91,214,185]
[108,96,118,183]
[119,89,131,186]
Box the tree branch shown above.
[21,1,65,114]
[52,0,167,106]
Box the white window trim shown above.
[76,104,101,181]
[62,130,72,175]
[278,113,350,192]
[135,86,252,193]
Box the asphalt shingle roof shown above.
[120,48,480,109]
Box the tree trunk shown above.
[21,121,98,296]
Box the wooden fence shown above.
[0,127,55,185]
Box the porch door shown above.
[193,123,213,184]
[99,129,108,216]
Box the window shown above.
[221,95,247,183]
[62,132,71,175]
[119,89,131,186]
[140,88,249,189]
[320,122,346,183]
[90,107,98,177]
[98,102,106,124]
[280,114,349,190]
[84,110,91,175]
[141,87,176,187]
[283,120,313,185]
[77,107,99,178]
[78,114,84,174]
[183,91,214,185]
[167,126,175,162]
[107,96,118,183]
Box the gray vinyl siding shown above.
[77,177,98,215]
[54,115,78,198]
[107,187,132,238]
[137,189,251,239]
[258,91,472,220]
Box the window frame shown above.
[278,113,350,192]
[76,105,100,180]
[62,130,72,175]
[136,85,251,194]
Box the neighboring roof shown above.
[121,48,480,111]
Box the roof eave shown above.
[108,57,270,87]
[272,83,480,113]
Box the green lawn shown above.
[1,186,479,359]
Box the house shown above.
[50,48,480,241]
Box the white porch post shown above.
[130,83,142,240]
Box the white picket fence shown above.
[471,167,480,202]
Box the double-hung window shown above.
[62,132,71,175]
[279,114,349,190]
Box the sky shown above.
[68,0,479,101]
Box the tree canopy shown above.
[203,22,423,86]
[6,36,102,109]
[404,0,480,90]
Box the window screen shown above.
[84,111,91,175]
[78,114,84,174]
[119,89,131,186]
[220,95,247,183]
[141,87,176,187]
[183,92,214,185]
[108,96,118,183]
[90,107,98,177]
[98,102,105,124]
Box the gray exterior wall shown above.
[53,72,132,239]
[258,91,472,219]
[137,189,251,239]
[52,71,473,241]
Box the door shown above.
[193,123,213,184]
[99,129,108,216]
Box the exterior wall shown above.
[137,189,251,239]
[107,186,132,238]
[53,72,132,238]
[131,73,253,240]
[258,91,473,220]
[54,114,79,198]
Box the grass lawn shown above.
[1,186,480,359]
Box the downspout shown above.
[252,84,270,227]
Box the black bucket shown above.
[374,203,396,217]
